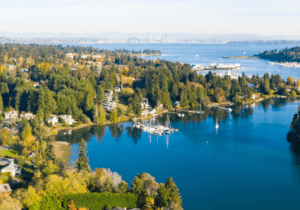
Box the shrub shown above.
[62,193,137,210]
[121,87,134,99]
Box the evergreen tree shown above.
[110,108,118,122]
[76,138,90,172]
[132,176,143,195]
[97,85,105,104]
[0,94,3,111]
[45,136,56,161]
[37,88,45,119]
[165,177,182,207]
[20,117,32,140]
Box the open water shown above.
[71,43,300,79]
[58,43,300,209]
[57,99,300,210]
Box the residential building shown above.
[102,90,117,111]
[114,85,123,93]
[0,158,21,177]
[21,68,28,73]
[47,116,59,125]
[4,111,18,120]
[141,98,150,110]
[0,183,12,198]
[20,113,35,120]
[59,115,75,125]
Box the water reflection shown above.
[56,98,297,146]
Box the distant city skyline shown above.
[1,0,299,37]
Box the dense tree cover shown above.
[63,193,137,210]
[257,46,300,62]
[287,106,300,144]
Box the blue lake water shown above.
[70,43,300,79]
[57,98,300,210]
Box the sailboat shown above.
[215,117,219,129]
[164,115,171,134]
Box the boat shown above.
[228,108,232,112]
[215,117,219,129]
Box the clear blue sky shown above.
[1,0,299,35]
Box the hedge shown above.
[62,192,138,210]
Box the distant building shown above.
[66,53,75,59]
[20,113,35,120]
[21,68,28,73]
[114,85,123,93]
[4,111,18,120]
[141,98,150,110]
[0,158,21,177]
[59,115,75,125]
[47,116,59,126]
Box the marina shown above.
[191,62,241,71]
[133,115,179,136]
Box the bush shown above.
[59,117,66,125]
[62,193,138,210]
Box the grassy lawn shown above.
[0,149,18,157]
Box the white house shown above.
[0,158,21,177]
[59,115,75,125]
[66,53,75,59]
[102,90,117,111]
[0,183,12,195]
[114,85,123,93]
[47,116,59,125]
[4,111,18,120]
[141,98,150,110]
[20,113,35,120]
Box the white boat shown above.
[228,108,232,112]
[215,117,219,129]
[181,114,185,117]
[164,129,171,134]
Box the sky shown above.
[1,0,300,36]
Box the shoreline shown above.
[53,94,300,136]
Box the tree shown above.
[291,90,297,97]
[110,108,118,122]
[165,177,182,207]
[287,76,295,86]
[117,181,129,194]
[45,136,56,161]
[20,117,32,140]
[96,85,104,104]
[0,94,3,111]
[77,139,90,172]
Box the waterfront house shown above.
[20,113,35,120]
[141,98,150,110]
[102,90,117,111]
[0,183,12,198]
[59,115,75,125]
[4,111,18,120]
[47,116,59,126]
[0,158,21,177]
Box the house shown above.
[147,108,156,115]
[21,68,28,73]
[59,115,75,125]
[0,158,21,177]
[0,183,12,198]
[20,113,35,120]
[32,82,39,87]
[66,53,75,59]
[141,98,150,110]
[173,101,181,107]
[28,152,36,158]
[102,90,117,111]
[114,85,123,93]
[4,111,18,120]
[47,116,59,126]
